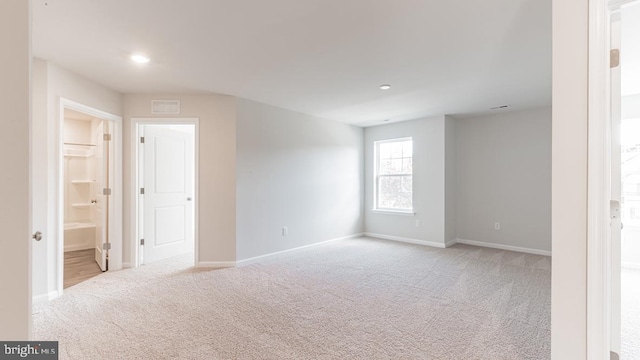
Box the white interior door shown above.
[93,120,109,271]
[141,124,194,264]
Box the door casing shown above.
[586,0,639,358]
[57,98,123,297]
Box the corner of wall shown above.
[444,115,457,243]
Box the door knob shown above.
[32,231,42,241]
[91,199,97,204]
[187,197,192,201]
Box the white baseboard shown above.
[32,291,59,305]
[455,238,552,256]
[122,262,132,269]
[444,238,458,248]
[236,233,365,266]
[364,233,447,249]
[64,244,93,252]
[196,261,236,268]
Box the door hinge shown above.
[103,243,111,250]
[103,134,112,141]
[103,188,112,196]
[140,187,145,195]
[140,239,145,246]
[610,49,620,68]
[140,136,145,144]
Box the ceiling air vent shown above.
[152,100,181,115]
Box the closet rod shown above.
[64,142,96,147]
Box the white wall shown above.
[123,94,237,265]
[235,99,364,260]
[551,0,588,357]
[0,0,31,339]
[31,59,123,301]
[364,116,449,246]
[455,107,551,253]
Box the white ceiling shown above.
[64,108,94,121]
[33,0,551,126]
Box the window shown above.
[374,137,413,212]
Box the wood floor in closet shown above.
[64,249,103,289]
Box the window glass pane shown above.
[378,175,412,210]
[402,140,413,157]
[379,142,392,159]
[397,192,412,209]
[390,142,403,158]
[401,175,412,193]
[379,159,393,174]
[402,158,413,174]
[380,159,403,175]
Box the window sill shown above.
[371,209,415,216]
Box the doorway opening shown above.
[58,99,122,295]
[131,119,198,267]
[62,109,110,287]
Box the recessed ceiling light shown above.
[379,84,391,90]
[130,54,150,64]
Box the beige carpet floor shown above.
[33,237,551,360]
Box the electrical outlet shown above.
[415,220,421,227]
[282,227,288,236]
[494,222,501,230]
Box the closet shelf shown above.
[71,180,95,184]
[71,203,92,208]
[64,153,92,158]
[64,146,95,157]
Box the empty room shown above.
[2,0,624,359]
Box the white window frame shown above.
[373,137,414,214]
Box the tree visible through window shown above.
[375,138,413,211]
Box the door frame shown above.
[129,118,199,268]
[586,0,638,358]
[57,98,123,296]
[587,0,612,357]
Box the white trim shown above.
[370,209,415,216]
[196,261,236,268]
[236,233,364,266]
[444,238,458,248]
[57,98,123,298]
[364,232,447,248]
[130,118,200,268]
[587,0,617,357]
[32,291,59,305]
[455,238,552,256]
[63,244,94,253]
[122,262,132,269]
